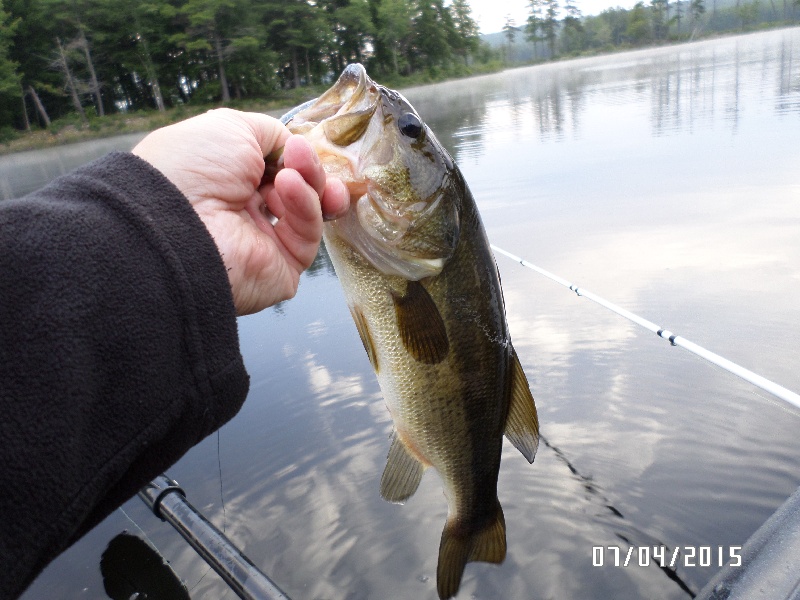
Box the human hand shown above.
[132,108,349,315]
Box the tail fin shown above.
[436,505,506,599]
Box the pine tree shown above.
[375,0,413,74]
[449,0,480,65]
[561,0,584,53]
[690,0,706,24]
[0,0,21,129]
[542,0,559,58]
[526,0,545,58]
[651,0,669,39]
[413,0,453,70]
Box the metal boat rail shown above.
[138,475,290,600]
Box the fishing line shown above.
[118,506,160,552]
[540,433,697,598]
[491,245,800,412]
[217,430,227,534]
[120,496,215,593]
[190,429,229,592]
[491,244,800,596]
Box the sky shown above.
[469,0,637,34]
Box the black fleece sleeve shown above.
[0,152,250,599]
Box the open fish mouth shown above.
[284,63,459,280]
[286,64,379,148]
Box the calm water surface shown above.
[19,28,800,599]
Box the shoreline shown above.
[2,24,796,157]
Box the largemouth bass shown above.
[284,64,539,599]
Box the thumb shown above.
[234,110,291,158]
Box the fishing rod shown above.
[138,475,290,600]
[491,245,800,412]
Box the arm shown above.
[0,109,348,598]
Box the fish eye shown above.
[398,113,423,138]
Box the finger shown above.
[282,135,326,197]
[265,187,286,222]
[321,177,350,221]
[272,168,323,269]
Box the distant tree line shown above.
[1,0,797,135]
[506,0,799,60]
[0,0,481,132]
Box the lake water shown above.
[17,27,800,600]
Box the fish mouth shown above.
[285,64,457,280]
[287,64,374,126]
[285,63,380,191]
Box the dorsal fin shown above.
[391,280,449,364]
[504,349,539,463]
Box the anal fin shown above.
[504,348,540,463]
[436,505,506,600]
[380,431,425,503]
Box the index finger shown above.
[282,135,326,198]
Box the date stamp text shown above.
[592,546,742,568]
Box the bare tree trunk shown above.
[55,37,87,125]
[305,48,311,85]
[131,13,166,113]
[291,47,300,89]
[666,0,671,37]
[78,29,104,116]
[147,66,166,111]
[27,85,51,128]
[144,57,165,111]
[138,36,165,111]
[768,0,779,17]
[213,32,230,103]
[20,84,31,131]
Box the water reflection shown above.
[0,133,147,200]
[405,28,799,155]
[20,28,800,600]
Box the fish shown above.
[283,64,539,599]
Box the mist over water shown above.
[20,28,800,600]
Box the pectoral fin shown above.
[380,431,425,503]
[504,349,539,463]
[391,280,449,365]
[349,305,379,373]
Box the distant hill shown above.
[481,31,509,47]
[481,30,541,62]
